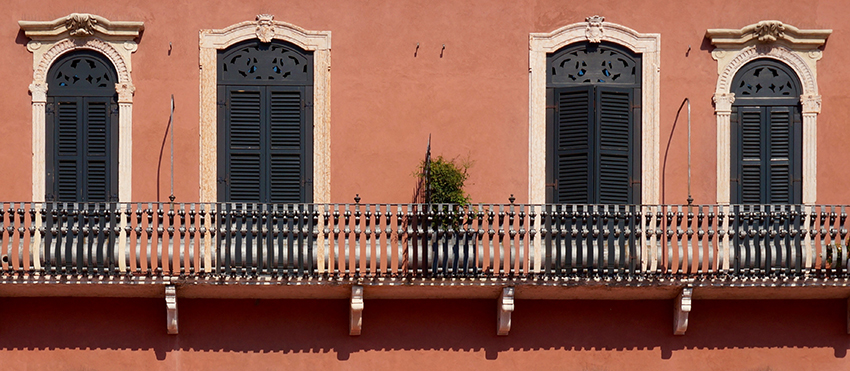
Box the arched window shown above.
[217,39,314,203]
[546,41,641,204]
[730,59,802,204]
[46,50,119,202]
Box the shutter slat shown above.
[599,154,630,204]
[57,160,77,202]
[86,101,108,156]
[229,153,262,202]
[229,90,262,148]
[270,90,302,149]
[86,160,108,201]
[57,102,78,156]
[270,154,302,203]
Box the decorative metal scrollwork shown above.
[47,50,117,94]
[220,40,311,83]
[549,42,638,85]
[732,59,800,98]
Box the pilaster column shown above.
[30,83,48,202]
[116,82,135,202]
[713,92,735,205]
[801,94,821,205]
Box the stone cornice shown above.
[19,13,144,41]
[706,20,830,50]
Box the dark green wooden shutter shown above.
[596,88,633,204]
[55,99,81,201]
[554,86,593,204]
[768,107,791,203]
[225,87,263,202]
[269,88,305,203]
[84,100,110,201]
[739,107,763,203]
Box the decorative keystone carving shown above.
[497,287,515,336]
[256,14,275,43]
[712,92,735,113]
[754,21,785,43]
[674,286,693,335]
[66,13,97,37]
[585,15,605,43]
[28,83,48,103]
[801,93,822,114]
[350,285,364,336]
[165,285,178,335]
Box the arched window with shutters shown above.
[217,39,314,203]
[545,41,641,204]
[45,50,119,202]
[730,59,803,204]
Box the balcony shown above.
[1,202,848,334]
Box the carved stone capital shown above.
[801,94,822,114]
[115,83,135,103]
[712,92,735,113]
[29,83,48,103]
[754,21,785,43]
[256,14,275,43]
[585,15,604,43]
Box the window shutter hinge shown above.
[546,105,558,112]
[46,105,55,115]
[545,180,558,190]
[304,101,313,109]
[217,100,228,108]
[217,176,228,184]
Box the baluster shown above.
[365,205,374,276]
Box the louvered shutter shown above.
[596,88,633,204]
[738,107,764,203]
[225,87,263,202]
[84,99,111,201]
[54,99,81,201]
[269,88,305,203]
[554,86,593,204]
[767,107,794,203]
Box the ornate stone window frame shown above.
[529,16,661,204]
[706,21,831,205]
[199,15,331,203]
[20,13,143,202]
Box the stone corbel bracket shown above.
[674,286,693,335]
[165,285,178,335]
[350,285,364,336]
[497,287,515,336]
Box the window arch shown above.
[546,41,641,204]
[217,39,314,202]
[46,50,119,202]
[730,59,802,204]
[199,15,331,203]
[529,17,660,205]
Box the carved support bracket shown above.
[165,285,178,335]
[674,286,693,335]
[350,285,364,336]
[497,287,515,336]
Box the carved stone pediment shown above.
[19,13,144,41]
[705,20,830,50]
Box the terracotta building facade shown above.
[0,1,849,369]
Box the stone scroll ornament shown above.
[65,13,97,37]
[585,15,604,43]
[255,14,275,43]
